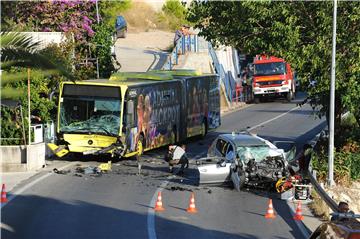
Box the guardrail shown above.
[162,35,199,70]
[308,169,338,212]
[307,129,340,213]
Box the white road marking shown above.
[1,162,76,209]
[147,175,175,239]
[248,105,300,131]
[147,105,306,239]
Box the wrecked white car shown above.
[197,132,296,190]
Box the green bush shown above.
[159,0,189,31]
[1,68,58,145]
[312,151,360,182]
[91,23,117,78]
[0,106,25,145]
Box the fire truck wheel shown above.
[286,91,293,102]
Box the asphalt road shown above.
[1,93,325,239]
[115,31,172,72]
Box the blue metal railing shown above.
[162,35,199,70]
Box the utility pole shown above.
[28,68,31,145]
[95,0,100,78]
[95,0,100,23]
[328,0,337,187]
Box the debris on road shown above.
[166,186,192,192]
[53,168,71,175]
[98,161,112,171]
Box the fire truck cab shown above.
[252,55,295,103]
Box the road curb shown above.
[1,161,76,209]
[221,103,252,116]
[286,128,327,238]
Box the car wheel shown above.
[238,170,246,190]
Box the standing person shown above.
[173,25,185,47]
[299,144,312,175]
[168,144,189,175]
[182,25,194,36]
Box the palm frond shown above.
[1,70,60,85]
[0,31,75,80]
[1,87,25,100]
[0,32,40,52]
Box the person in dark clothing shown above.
[167,144,189,175]
[299,143,313,175]
[173,26,185,46]
[331,201,355,222]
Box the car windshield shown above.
[59,85,121,136]
[237,145,270,162]
[116,16,126,27]
[254,62,285,76]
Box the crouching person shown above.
[167,144,189,175]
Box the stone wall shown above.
[0,143,46,172]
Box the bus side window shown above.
[126,100,134,126]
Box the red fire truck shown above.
[252,55,295,103]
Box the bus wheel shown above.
[201,121,207,138]
[136,135,144,156]
[254,97,260,104]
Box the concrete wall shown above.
[216,46,240,83]
[22,32,66,50]
[0,143,46,172]
[27,143,46,171]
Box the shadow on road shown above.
[143,49,169,71]
[1,194,283,239]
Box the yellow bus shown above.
[48,70,220,158]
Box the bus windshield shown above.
[59,84,121,136]
[254,62,286,76]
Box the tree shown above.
[0,32,73,145]
[1,1,97,42]
[99,1,131,28]
[160,0,190,30]
[188,1,360,131]
[1,32,72,99]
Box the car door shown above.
[207,137,226,157]
[199,137,232,184]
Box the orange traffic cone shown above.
[1,184,8,203]
[154,192,165,211]
[293,201,304,220]
[187,192,198,213]
[265,199,276,219]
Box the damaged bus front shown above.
[48,82,126,158]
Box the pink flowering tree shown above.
[6,1,97,42]
[1,0,127,78]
